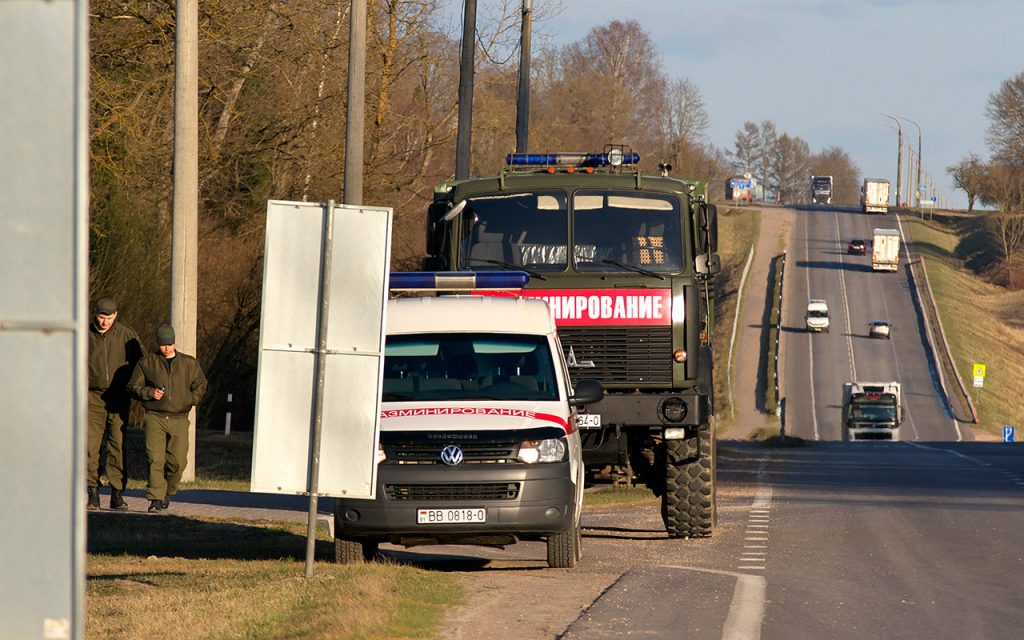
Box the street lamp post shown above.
[881,113,903,207]
[893,115,922,208]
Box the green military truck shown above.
[422,146,720,537]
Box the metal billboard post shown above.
[304,201,336,578]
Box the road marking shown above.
[833,212,857,380]
[721,574,766,640]
[804,213,821,440]
[906,441,990,466]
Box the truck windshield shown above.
[381,333,559,402]
[458,191,568,271]
[573,191,683,273]
[849,403,896,422]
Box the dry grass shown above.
[87,515,462,640]
[904,215,1024,436]
[712,207,762,429]
[584,486,658,506]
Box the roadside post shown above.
[972,363,986,389]
[1003,426,1015,443]
[251,200,392,577]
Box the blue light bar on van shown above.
[389,271,530,291]
[505,151,640,167]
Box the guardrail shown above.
[900,226,978,425]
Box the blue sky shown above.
[444,0,1024,209]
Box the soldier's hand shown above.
[152,387,165,400]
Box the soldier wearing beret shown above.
[128,324,207,513]
[87,296,142,511]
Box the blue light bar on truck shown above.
[389,271,530,291]
[506,151,640,167]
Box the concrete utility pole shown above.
[455,0,477,179]
[515,0,533,154]
[344,0,366,205]
[881,113,903,207]
[171,0,199,481]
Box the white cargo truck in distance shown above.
[871,228,900,272]
[842,382,902,441]
[861,178,890,213]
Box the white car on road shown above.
[805,299,830,333]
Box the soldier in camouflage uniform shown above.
[128,324,207,513]
[87,296,142,511]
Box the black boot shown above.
[110,488,128,511]
[160,496,170,510]
[87,487,100,511]
[148,499,165,513]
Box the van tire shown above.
[661,427,716,538]
[334,537,378,563]
[547,522,581,568]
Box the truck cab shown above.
[842,382,902,441]
[333,272,603,568]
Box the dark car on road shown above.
[848,239,867,255]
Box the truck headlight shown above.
[518,438,567,463]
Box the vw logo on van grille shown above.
[439,444,464,466]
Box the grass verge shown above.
[903,214,1024,436]
[86,514,463,640]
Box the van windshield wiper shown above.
[598,259,665,280]
[467,259,548,281]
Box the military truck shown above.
[422,146,720,537]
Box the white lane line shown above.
[833,212,857,380]
[721,574,767,640]
[906,441,990,466]
[655,565,767,640]
[805,213,821,440]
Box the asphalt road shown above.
[383,440,1024,640]
[780,207,961,442]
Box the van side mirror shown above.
[569,378,603,407]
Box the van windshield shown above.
[382,333,559,402]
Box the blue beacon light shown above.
[389,271,530,291]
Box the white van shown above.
[334,278,602,568]
[806,299,830,333]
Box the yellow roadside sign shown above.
[973,363,986,378]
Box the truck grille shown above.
[558,326,673,385]
[385,483,520,501]
[388,441,517,464]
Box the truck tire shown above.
[661,426,716,538]
[547,522,581,568]
[334,537,378,564]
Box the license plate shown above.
[576,413,601,429]
[417,508,486,524]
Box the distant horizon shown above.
[442,0,1023,210]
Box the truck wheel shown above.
[661,426,716,538]
[334,537,378,564]
[547,522,581,568]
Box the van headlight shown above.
[517,438,567,463]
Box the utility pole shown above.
[515,0,532,154]
[881,113,903,207]
[171,0,199,481]
[455,0,477,179]
[344,0,366,205]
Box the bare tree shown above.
[771,134,811,204]
[980,162,1024,287]
[986,71,1024,166]
[810,145,861,206]
[947,153,987,211]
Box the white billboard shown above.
[251,200,392,499]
